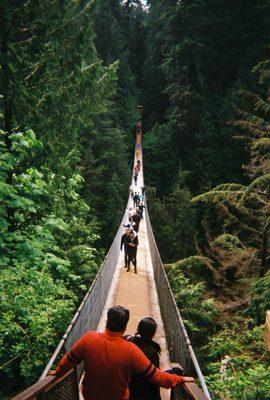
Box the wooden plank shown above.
[183,382,209,400]
[264,310,270,350]
[11,376,55,400]
[170,363,208,400]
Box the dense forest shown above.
[0,1,269,399]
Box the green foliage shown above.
[0,266,76,392]
[143,0,270,194]
[0,126,101,396]
[246,271,270,324]
[0,1,126,394]
[1,1,270,398]
[210,235,245,251]
[204,324,270,400]
[147,168,196,261]
[166,260,218,347]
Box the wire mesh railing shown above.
[144,205,211,400]
[40,203,128,380]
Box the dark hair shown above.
[106,306,130,332]
[137,317,157,338]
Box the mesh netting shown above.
[40,202,129,379]
[37,370,79,400]
[144,205,192,374]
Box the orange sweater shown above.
[56,330,183,400]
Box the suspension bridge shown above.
[12,125,211,400]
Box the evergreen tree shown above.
[143,0,270,194]
[0,1,134,395]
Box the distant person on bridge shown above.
[51,306,194,400]
[132,210,141,233]
[141,185,145,200]
[130,185,134,199]
[138,202,146,219]
[136,159,141,172]
[121,227,130,269]
[137,121,142,134]
[127,229,139,273]
[134,166,139,185]
[133,192,140,208]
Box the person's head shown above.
[137,317,157,339]
[129,229,134,238]
[125,227,130,234]
[106,306,130,333]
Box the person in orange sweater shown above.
[51,306,194,400]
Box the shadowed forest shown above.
[0,1,270,399]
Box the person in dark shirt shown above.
[133,193,140,208]
[138,202,146,219]
[126,229,139,273]
[127,317,162,400]
[134,167,139,186]
[132,212,141,233]
[120,228,130,268]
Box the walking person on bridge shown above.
[121,227,130,268]
[132,210,141,233]
[141,185,145,200]
[126,317,161,400]
[126,229,139,273]
[133,192,140,208]
[134,166,139,185]
[138,202,146,219]
[127,317,185,400]
[51,306,194,400]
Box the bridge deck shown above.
[97,148,171,399]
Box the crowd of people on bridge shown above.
[121,159,145,274]
[51,305,194,400]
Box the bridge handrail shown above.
[144,204,211,400]
[11,369,79,400]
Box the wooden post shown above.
[264,310,270,350]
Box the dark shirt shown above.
[133,194,140,204]
[126,235,139,254]
[138,205,145,217]
[127,336,161,400]
[121,233,130,251]
[132,214,141,226]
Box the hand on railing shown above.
[48,370,57,376]
[167,366,184,376]
[181,376,195,383]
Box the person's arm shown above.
[120,235,124,250]
[55,333,88,376]
[132,346,194,388]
